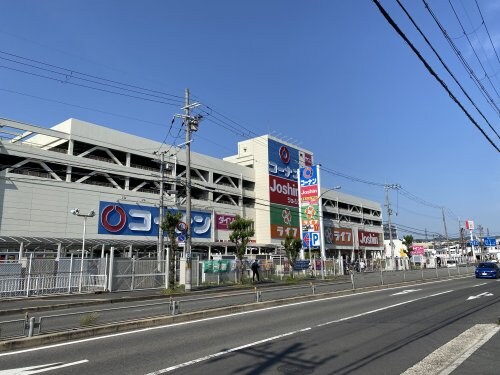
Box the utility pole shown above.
[158,151,165,269]
[384,184,400,270]
[175,88,202,292]
[441,207,449,260]
[478,224,484,260]
[184,88,193,292]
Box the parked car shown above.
[475,262,500,279]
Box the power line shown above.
[447,0,500,101]
[395,0,500,140]
[371,0,500,152]
[0,50,185,102]
[474,0,500,65]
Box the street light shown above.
[71,208,96,293]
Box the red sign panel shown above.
[358,230,381,247]
[325,227,353,245]
[215,214,236,230]
[269,175,298,207]
[304,153,313,166]
[300,185,319,202]
[270,224,300,240]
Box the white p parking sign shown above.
[303,231,321,247]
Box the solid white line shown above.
[144,328,312,374]
[144,290,454,374]
[0,285,454,358]
[402,324,500,375]
[0,360,88,374]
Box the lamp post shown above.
[71,208,95,293]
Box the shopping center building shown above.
[0,117,384,262]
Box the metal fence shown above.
[0,255,108,297]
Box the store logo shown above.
[279,145,291,164]
[101,205,127,232]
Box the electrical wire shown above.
[395,0,500,140]
[372,0,500,152]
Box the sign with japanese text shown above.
[298,165,322,252]
[215,213,236,230]
[324,227,353,246]
[270,224,300,239]
[98,201,211,239]
[269,175,299,207]
[411,245,425,255]
[270,204,300,240]
[268,139,300,181]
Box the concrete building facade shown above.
[0,117,384,262]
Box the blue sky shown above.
[1,0,499,238]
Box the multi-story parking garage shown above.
[0,117,384,263]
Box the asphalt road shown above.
[0,276,498,374]
[0,268,470,339]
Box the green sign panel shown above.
[270,204,300,226]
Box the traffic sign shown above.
[483,237,497,247]
[302,231,320,248]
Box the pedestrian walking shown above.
[251,259,260,282]
[360,260,365,272]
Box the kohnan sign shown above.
[98,201,211,239]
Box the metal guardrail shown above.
[0,267,474,340]
[0,318,29,340]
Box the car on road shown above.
[475,262,500,279]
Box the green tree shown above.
[281,235,302,277]
[229,215,255,283]
[161,210,182,289]
[402,235,414,259]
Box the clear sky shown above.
[1,0,499,239]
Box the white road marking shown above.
[144,328,312,374]
[391,289,422,296]
[402,324,500,375]
[144,290,453,374]
[0,360,88,374]
[0,284,455,359]
[473,283,487,287]
[467,292,493,300]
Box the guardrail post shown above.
[26,254,33,297]
[255,287,262,302]
[310,282,315,295]
[68,254,73,293]
[169,297,179,315]
[28,317,35,337]
[108,247,115,292]
[131,257,136,291]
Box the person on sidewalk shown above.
[251,259,260,282]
